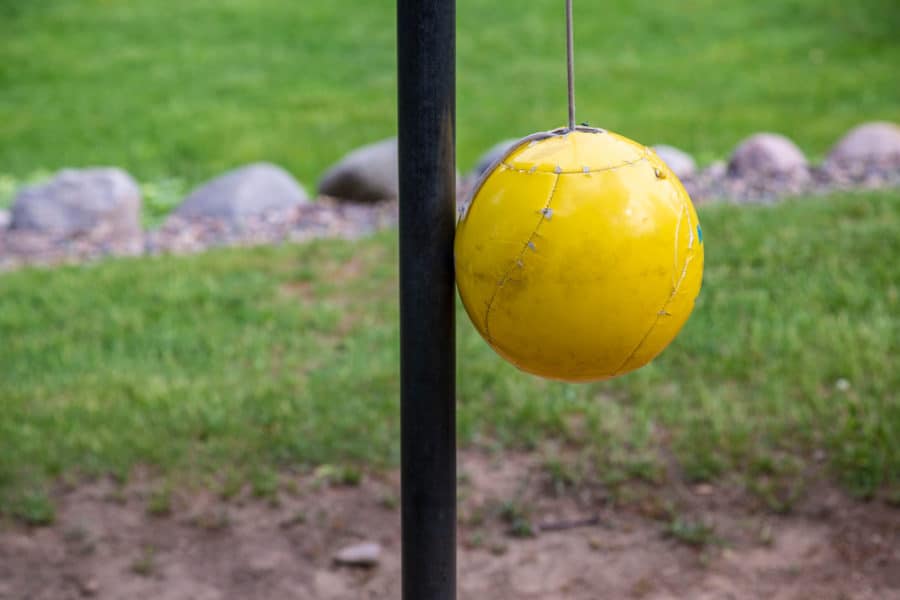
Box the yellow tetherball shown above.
[455,127,704,382]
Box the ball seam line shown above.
[483,172,562,344]
[500,156,646,176]
[612,205,697,376]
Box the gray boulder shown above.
[318,138,399,203]
[727,133,808,177]
[175,163,308,221]
[472,138,520,177]
[651,145,697,179]
[826,122,900,166]
[11,168,141,239]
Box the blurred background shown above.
[1,1,898,598]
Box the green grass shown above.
[1,191,898,520]
[1,0,899,520]
[1,0,899,191]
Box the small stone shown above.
[727,133,808,177]
[175,163,308,222]
[318,138,399,203]
[333,541,381,567]
[835,378,851,392]
[652,144,697,179]
[826,121,900,168]
[693,483,714,496]
[0,209,9,228]
[80,579,99,596]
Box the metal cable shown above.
[566,0,576,131]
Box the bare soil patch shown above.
[1,452,897,600]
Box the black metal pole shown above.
[397,1,456,599]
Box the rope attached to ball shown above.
[566,0,576,131]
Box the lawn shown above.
[1,191,898,522]
[1,0,899,193]
[1,0,899,523]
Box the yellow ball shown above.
[455,127,704,382]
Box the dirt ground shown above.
[1,452,897,600]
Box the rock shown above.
[10,168,141,241]
[78,578,99,596]
[693,483,714,496]
[319,138,399,203]
[704,160,727,180]
[0,209,9,229]
[175,163,308,222]
[472,138,520,177]
[652,144,697,179]
[333,541,381,567]
[727,133,808,177]
[825,122,900,167]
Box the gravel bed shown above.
[684,160,900,205]
[0,198,396,272]
[2,164,898,273]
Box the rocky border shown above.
[0,198,396,272]
[682,156,900,206]
[1,122,899,273]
